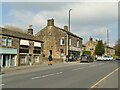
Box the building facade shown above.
[35,19,83,61]
[0,26,44,68]
[104,45,115,56]
[84,37,115,57]
[84,37,97,56]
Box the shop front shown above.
[69,46,81,61]
[0,48,17,68]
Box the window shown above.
[90,48,94,50]
[49,50,52,55]
[20,55,26,64]
[60,49,64,53]
[60,49,64,57]
[2,37,6,46]
[34,47,41,54]
[77,41,79,47]
[20,45,29,53]
[60,37,65,45]
[69,39,71,46]
[34,56,39,63]
[7,38,12,46]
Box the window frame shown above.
[77,40,80,47]
[2,37,7,46]
[7,38,12,47]
[69,38,71,46]
[60,37,65,45]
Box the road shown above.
[1,60,119,89]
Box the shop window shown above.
[34,47,41,54]
[20,55,26,64]
[34,50,41,54]
[34,56,39,63]
[20,45,29,53]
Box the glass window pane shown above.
[60,37,65,45]
[2,37,6,46]
[7,38,12,46]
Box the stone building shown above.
[84,37,97,56]
[0,26,44,68]
[84,37,115,56]
[104,45,115,56]
[35,19,83,62]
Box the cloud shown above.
[0,3,2,26]
[1,0,119,2]
[2,2,118,46]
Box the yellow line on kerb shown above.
[90,67,120,88]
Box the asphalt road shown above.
[1,60,119,89]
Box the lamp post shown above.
[107,29,109,56]
[68,9,72,61]
[69,9,72,32]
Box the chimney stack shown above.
[64,26,68,31]
[28,25,33,35]
[89,37,93,41]
[47,18,54,26]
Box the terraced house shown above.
[0,26,44,68]
[35,19,83,62]
[84,37,115,57]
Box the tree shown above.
[83,50,91,55]
[95,40,105,56]
[114,39,120,57]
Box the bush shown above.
[83,51,91,55]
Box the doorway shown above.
[3,55,6,67]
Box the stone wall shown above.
[36,26,67,59]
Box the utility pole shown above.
[68,9,72,61]
[107,29,109,55]
[107,29,109,47]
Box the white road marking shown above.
[32,72,63,80]
[0,84,5,86]
[72,67,84,71]
[90,67,120,88]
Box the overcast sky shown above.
[0,0,118,46]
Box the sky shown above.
[0,0,119,47]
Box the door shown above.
[3,55,6,67]
[49,50,52,55]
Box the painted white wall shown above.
[20,39,29,46]
[34,42,41,47]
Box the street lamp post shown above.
[68,9,72,61]
[69,9,72,32]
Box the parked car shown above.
[80,55,94,63]
[116,57,120,60]
[97,56,113,61]
[97,56,103,61]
